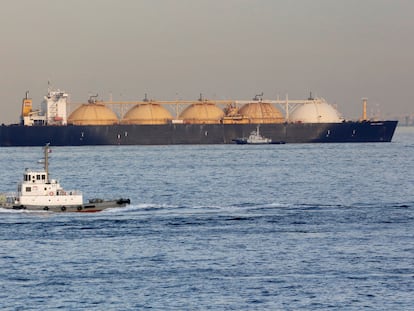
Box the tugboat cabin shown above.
[18,168,83,206]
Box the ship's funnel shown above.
[362,98,368,121]
[21,91,32,117]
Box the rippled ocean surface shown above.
[1,127,413,310]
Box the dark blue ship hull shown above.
[0,120,398,146]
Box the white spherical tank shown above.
[289,100,343,123]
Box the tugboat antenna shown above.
[44,143,50,183]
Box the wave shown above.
[1,200,412,217]
[0,207,50,215]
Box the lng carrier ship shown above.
[0,88,397,146]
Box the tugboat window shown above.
[37,175,41,180]
[26,187,31,192]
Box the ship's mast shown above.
[44,143,50,183]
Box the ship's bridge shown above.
[23,170,48,184]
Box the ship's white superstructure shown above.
[43,89,68,125]
[22,88,68,126]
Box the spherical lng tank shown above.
[179,103,224,124]
[238,102,284,123]
[121,103,173,125]
[68,103,119,125]
[289,100,343,123]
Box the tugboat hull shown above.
[6,198,131,213]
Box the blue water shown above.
[1,127,413,310]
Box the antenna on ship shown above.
[47,80,54,96]
[308,91,314,100]
[143,93,149,102]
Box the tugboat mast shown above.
[44,143,50,183]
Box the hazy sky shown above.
[1,0,413,123]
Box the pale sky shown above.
[1,0,413,123]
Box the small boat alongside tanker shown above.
[233,126,286,145]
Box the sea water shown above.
[0,127,413,310]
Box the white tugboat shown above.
[0,144,130,212]
[232,125,285,145]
